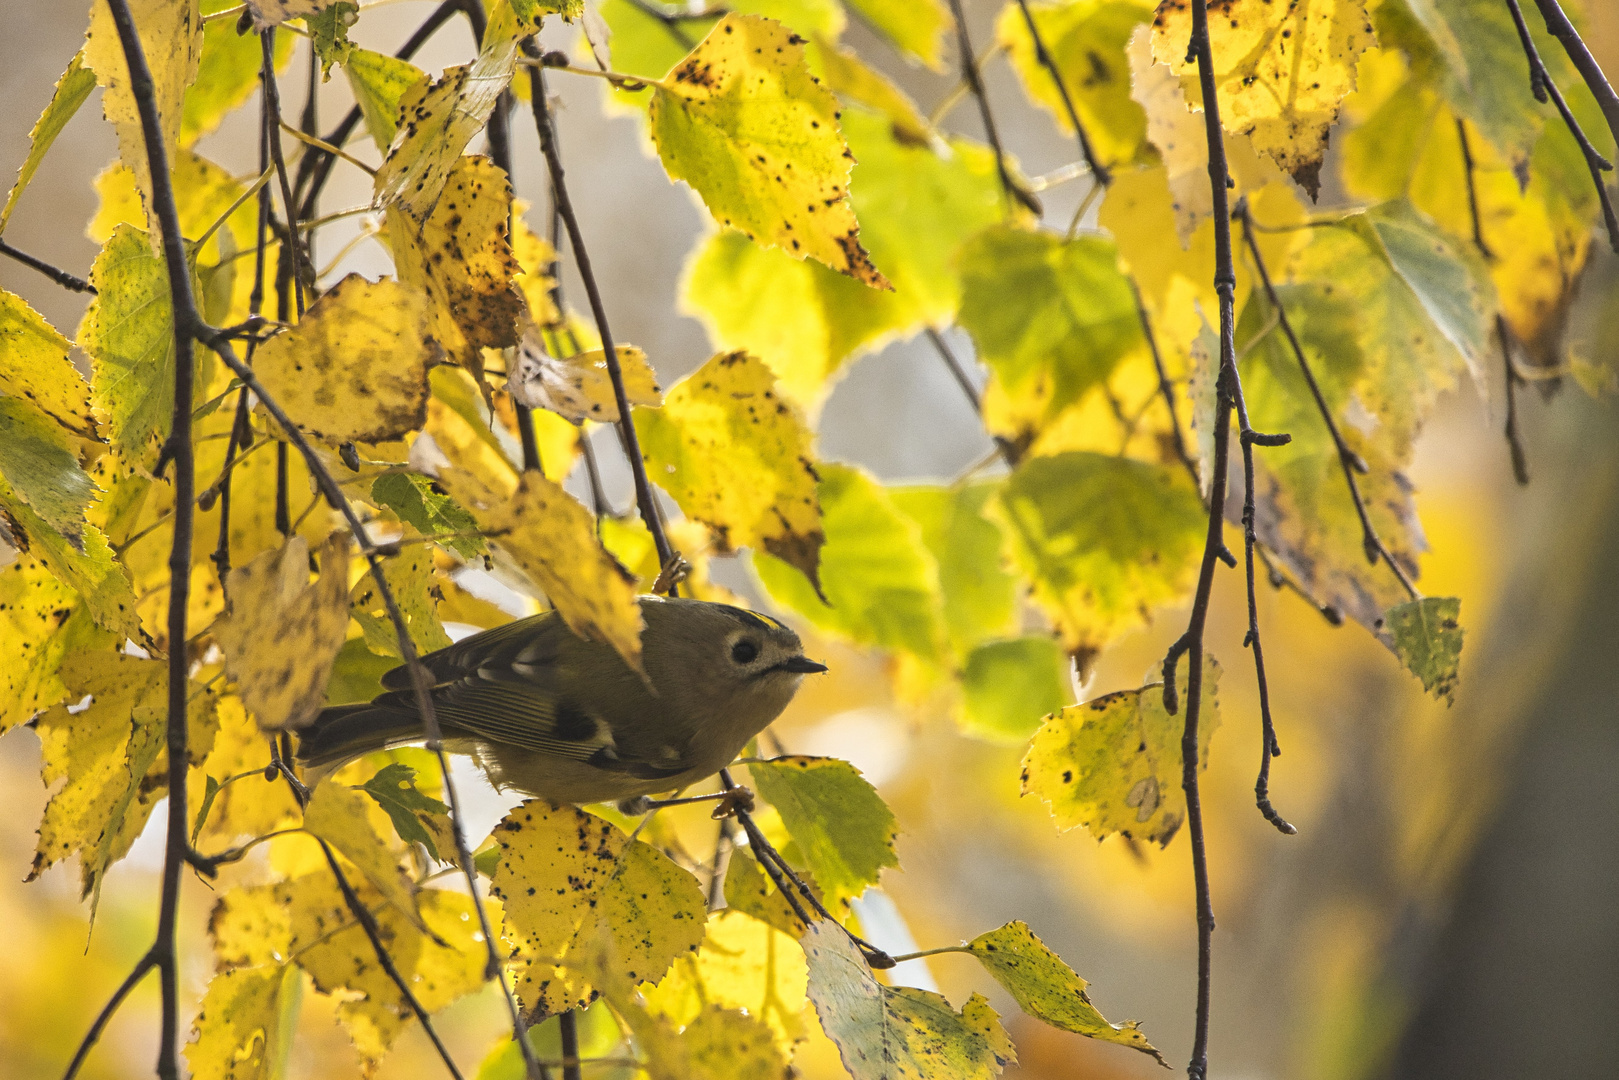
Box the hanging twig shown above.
[944,0,1041,216]
[1498,316,1531,485]
[1011,0,1109,186]
[1455,119,1495,260]
[1504,0,1619,254]
[1131,279,1201,491]
[1528,0,1619,160]
[0,237,95,293]
[261,30,308,314]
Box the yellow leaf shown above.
[842,0,947,69]
[440,469,644,673]
[1150,0,1375,198]
[643,910,809,1055]
[184,3,294,147]
[389,155,524,373]
[195,695,302,846]
[1021,653,1220,845]
[0,289,96,441]
[634,350,822,583]
[490,800,707,1019]
[1,50,98,235]
[343,46,427,152]
[84,0,203,230]
[649,14,890,288]
[253,274,435,445]
[0,557,114,734]
[0,488,142,642]
[511,204,560,327]
[185,966,298,1080]
[302,779,422,928]
[809,36,932,145]
[507,340,662,423]
[373,0,525,225]
[30,651,216,910]
[635,1004,791,1080]
[216,532,353,731]
[349,543,452,658]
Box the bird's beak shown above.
[777,655,829,674]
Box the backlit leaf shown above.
[1021,652,1220,845]
[843,0,947,69]
[635,350,822,584]
[252,274,435,445]
[303,778,423,926]
[961,637,1070,745]
[0,290,97,440]
[1151,0,1375,197]
[803,919,1013,1080]
[349,545,453,657]
[343,47,426,152]
[993,452,1204,665]
[215,532,353,731]
[0,490,141,641]
[724,847,805,936]
[750,755,898,908]
[490,800,707,1019]
[185,966,298,1080]
[890,481,1017,656]
[195,695,302,846]
[810,38,932,144]
[1386,595,1462,703]
[649,14,889,287]
[965,921,1164,1062]
[184,0,294,147]
[0,558,114,733]
[1,50,97,235]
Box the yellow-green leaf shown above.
[0,489,141,641]
[1386,596,1462,704]
[649,14,888,287]
[1021,653,1220,845]
[490,800,707,1019]
[802,919,1014,1079]
[754,463,945,663]
[185,966,299,1080]
[890,481,1016,657]
[184,0,294,147]
[343,46,426,152]
[0,290,97,440]
[215,532,353,731]
[303,778,423,926]
[961,637,1070,745]
[0,398,97,547]
[843,0,947,69]
[635,350,822,583]
[1151,0,1375,197]
[965,921,1163,1062]
[349,544,452,658]
[809,38,932,144]
[1,50,97,235]
[993,451,1204,665]
[750,755,898,908]
[723,847,805,937]
[253,274,435,445]
[0,558,114,733]
[84,0,204,228]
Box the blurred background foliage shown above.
[1,1,1616,1078]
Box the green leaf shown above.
[326,636,397,705]
[754,463,946,663]
[890,481,1017,657]
[490,800,708,1019]
[1021,653,1220,845]
[184,0,295,147]
[961,637,1070,744]
[361,763,452,862]
[997,0,1153,169]
[371,471,485,559]
[0,397,97,548]
[343,47,427,152]
[649,14,888,287]
[309,1,360,77]
[1385,596,1463,703]
[750,755,899,908]
[964,921,1164,1063]
[1,50,97,235]
[843,0,948,68]
[802,920,1014,1079]
[957,226,1143,441]
[993,451,1204,665]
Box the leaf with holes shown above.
[1386,596,1463,703]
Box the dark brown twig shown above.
[1131,279,1201,490]
[923,327,1020,467]
[260,30,307,314]
[1505,0,1619,254]
[0,237,95,293]
[1011,0,1109,186]
[1498,316,1531,484]
[1529,0,1619,162]
[945,0,1041,215]
[1455,119,1495,260]
[558,1011,582,1080]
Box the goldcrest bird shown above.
[297,596,827,805]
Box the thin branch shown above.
[319,841,466,1080]
[945,0,1041,215]
[1505,0,1619,254]
[1131,279,1200,490]
[524,58,675,571]
[101,4,198,1077]
[1012,0,1110,186]
[60,952,158,1080]
[0,237,95,293]
[1498,316,1531,484]
[262,31,308,314]
[1455,119,1494,260]
[1529,0,1619,161]
[1235,205,1419,600]
[279,122,376,177]
[923,327,1020,467]
[558,1010,582,1080]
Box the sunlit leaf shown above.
[999,0,1154,170]
[754,463,945,663]
[1021,652,1220,845]
[1151,0,1375,197]
[303,778,423,926]
[253,274,435,445]
[349,544,452,658]
[1386,595,1463,703]
[1,50,97,235]
[490,800,707,1019]
[751,756,898,908]
[185,965,298,1080]
[0,558,114,733]
[843,0,947,69]
[0,290,97,441]
[961,637,1070,744]
[84,0,203,228]
[195,694,302,846]
[965,921,1164,1062]
[370,471,485,560]
[810,38,932,144]
[309,1,359,77]
[215,532,353,731]
[184,0,294,147]
[343,46,426,152]
[635,350,822,583]
[993,451,1204,665]
[0,489,141,641]
[649,14,888,287]
[508,340,662,423]
[724,847,805,936]
[890,481,1016,657]
[803,919,1014,1079]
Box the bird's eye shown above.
[731,639,759,664]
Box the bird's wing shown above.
[380,610,564,690]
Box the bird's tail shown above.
[297,702,429,772]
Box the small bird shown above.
[297,596,827,805]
